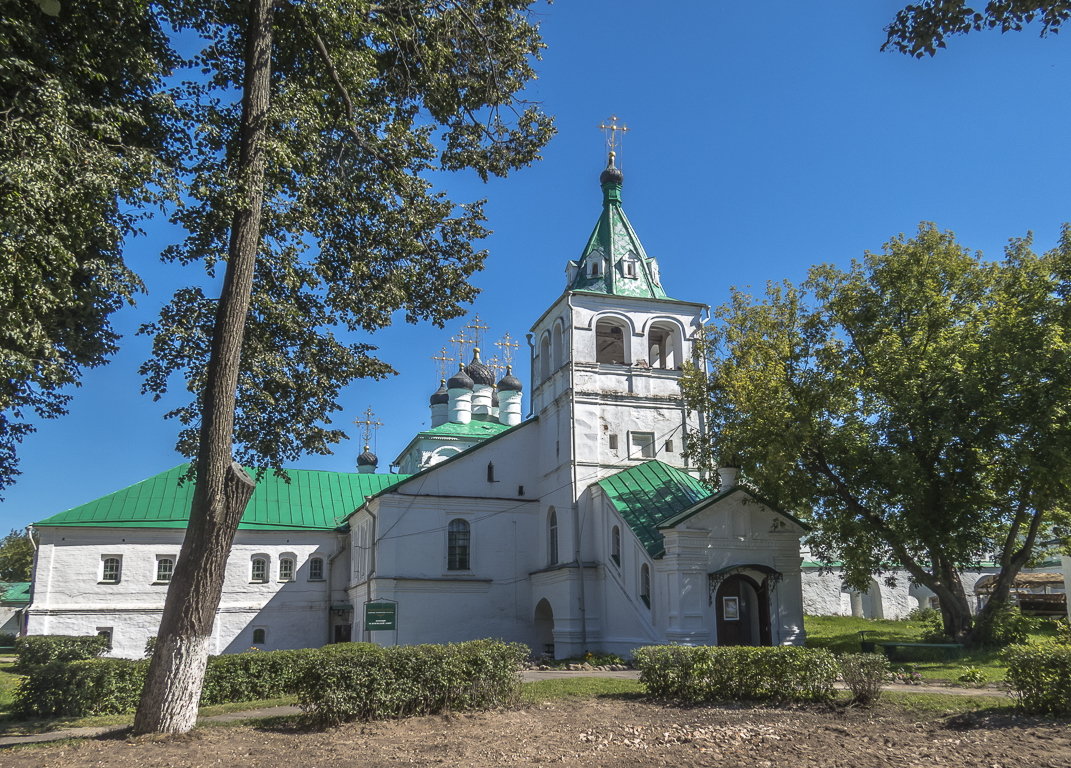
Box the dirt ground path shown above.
[3,692,1067,768]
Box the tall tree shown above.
[133,0,552,734]
[884,1,1070,56]
[0,2,177,495]
[681,223,1071,645]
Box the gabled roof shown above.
[657,486,810,534]
[34,465,410,531]
[597,461,712,557]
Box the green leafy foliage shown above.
[0,1,178,494]
[296,639,527,726]
[955,665,987,685]
[0,529,33,581]
[138,1,554,470]
[12,640,525,721]
[839,652,889,705]
[681,223,1071,644]
[1003,642,1071,714]
[14,635,108,672]
[633,645,838,705]
[884,2,1070,57]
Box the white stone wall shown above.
[27,526,338,658]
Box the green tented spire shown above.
[568,152,668,299]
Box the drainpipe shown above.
[525,333,536,417]
[567,292,587,650]
[325,531,348,644]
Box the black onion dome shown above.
[600,152,623,185]
[600,164,623,185]
[497,365,523,392]
[447,364,473,390]
[465,347,495,386]
[357,446,378,467]
[429,379,448,405]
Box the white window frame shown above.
[155,556,175,584]
[629,431,656,459]
[251,555,269,583]
[100,556,122,584]
[309,556,325,581]
[278,556,295,582]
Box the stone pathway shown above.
[0,670,1012,749]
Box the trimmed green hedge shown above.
[13,639,526,721]
[13,647,306,718]
[1003,643,1071,715]
[633,645,838,704]
[14,635,108,671]
[296,640,527,725]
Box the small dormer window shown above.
[623,259,637,278]
[589,259,601,277]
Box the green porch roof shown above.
[597,461,712,558]
[34,465,410,531]
[2,582,31,604]
[417,420,511,439]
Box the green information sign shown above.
[364,601,397,631]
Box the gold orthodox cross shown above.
[431,346,454,380]
[487,354,506,376]
[464,313,490,349]
[448,331,474,364]
[599,115,629,156]
[494,332,520,366]
[353,406,383,446]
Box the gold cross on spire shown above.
[448,330,473,364]
[494,332,520,366]
[431,345,454,380]
[599,115,629,157]
[353,406,383,446]
[487,354,507,376]
[464,313,490,350]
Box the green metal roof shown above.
[568,158,669,300]
[597,461,712,557]
[1,582,31,604]
[34,465,410,531]
[417,420,511,439]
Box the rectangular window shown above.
[96,628,113,650]
[309,557,325,581]
[279,557,294,581]
[251,557,268,583]
[608,434,618,450]
[664,440,674,453]
[630,432,655,459]
[101,557,122,584]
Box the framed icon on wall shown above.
[722,596,739,621]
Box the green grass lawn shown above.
[804,614,1063,684]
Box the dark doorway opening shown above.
[715,573,772,646]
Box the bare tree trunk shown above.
[133,0,274,735]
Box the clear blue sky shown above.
[4,2,1069,531]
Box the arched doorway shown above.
[534,598,555,658]
[715,573,772,646]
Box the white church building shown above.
[25,156,809,659]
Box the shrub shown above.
[955,665,987,686]
[975,604,1043,647]
[296,639,527,725]
[839,653,888,705]
[632,645,838,705]
[14,635,108,671]
[13,658,146,718]
[1003,643,1071,715]
[907,606,940,622]
[200,649,307,705]
[0,632,16,648]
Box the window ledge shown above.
[98,581,120,586]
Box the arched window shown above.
[487,462,495,483]
[640,564,651,608]
[551,320,565,370]
[101,557,121,584]
[589,258,602,277]
[156,558,174,583]
[611,526,621,566]
[252,628,266,645]
[448,518,471,571]
[647,323,680,369]
[309,557,325,581]
[539,333,551,381]
[548,508,559,565]
[279,556,295,581]
[595,320,626,364]
[251,556,268,583]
